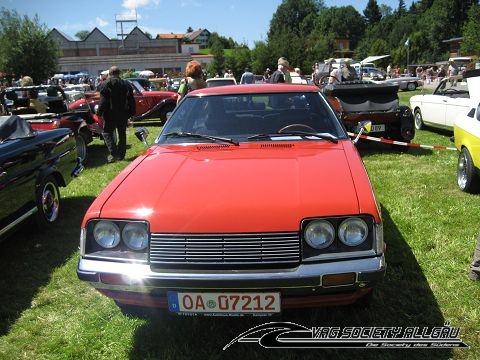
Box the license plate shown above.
[167,291,281,316]
[371,124,385,132]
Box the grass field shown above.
[0,89,479,360]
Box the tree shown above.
[267,0,323,71]
[461,3,480,55]
[0,8,59,84]
[207,37,225,77]
[364,0,382,25]
[75,30,90,41]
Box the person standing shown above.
[177,60,206,104]
[270,58,290,83]
[470,233,480,281]
[97,65,136,163]
[240,67,255,84]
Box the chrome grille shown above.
[149,232,300,266]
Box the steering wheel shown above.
[318,74,331,85]
[278,123,316,133]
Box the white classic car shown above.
[410,76,471,132]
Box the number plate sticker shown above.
[371,124,385,132]
[167,291,281,315]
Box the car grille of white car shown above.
[149,232,300,267]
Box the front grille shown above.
[149,232,300,267]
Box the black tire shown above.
[457,147,480,193]
[35,175,60,228]
[407,82,417,91]
[76,132,88,164]
[159,104,176,124]
[414,109,424,130]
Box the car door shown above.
[0,139,40,233]
[421,93,447,127]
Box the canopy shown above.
[360,55,390,64]
[139,70,154,77]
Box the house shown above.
[49,27,213,77]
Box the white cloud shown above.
[95,17,109,27]
[122,0,152,10]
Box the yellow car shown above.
[454,99,480,193]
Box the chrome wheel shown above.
[76,134,88,163]
[414,110,423,130]
[457,147,480,193]
[37,177,60,224]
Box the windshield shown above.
[157,92,347,144]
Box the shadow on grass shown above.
[0,196,94,336]
[127,207,451,360]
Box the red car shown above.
[77,84,385,316]
[69,80,179,124]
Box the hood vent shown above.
[196,144,231,151]
[260,143,295,149]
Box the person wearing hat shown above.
[341,59,358,81]
[328,59,343,84]
[269,57,291,83]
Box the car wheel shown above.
[414,109,424,130]
[457,147,480,193]
[76,132,88,164]
[159,104,176,124]
[35,175,60,227]
[407,82,417,91]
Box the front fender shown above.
[132,98,177,121]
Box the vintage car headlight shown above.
[93,221,121,248]
[122,222,149,251]
[304,219,335,249]
[338,218,368,246]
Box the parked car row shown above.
[409,69,480,193]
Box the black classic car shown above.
[320,81,415,144]
[0,115,83,239]
[0,85,93,163]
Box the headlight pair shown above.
[93,220,149,251]
[304,218,368,249]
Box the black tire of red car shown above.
[457,147,480,193]
[35,175,61,227]
[158,103,176,124]
[414,109,424,130]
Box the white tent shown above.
[360,55,390,64]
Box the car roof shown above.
[188,83,320,96]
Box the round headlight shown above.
[122,222,149,251]
[338,218,368,246]
[94,221,121,248]
[304,220,335,249]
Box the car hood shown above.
[89,142,378,233]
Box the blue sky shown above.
[3,0,403,47]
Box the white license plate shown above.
[167,291,281,315]
[371,124,385,132]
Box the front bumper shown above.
[77,255,386,308]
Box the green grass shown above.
[0,97,479,360]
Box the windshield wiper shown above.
[248,131,338,143]
[165,132,239,146]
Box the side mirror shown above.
[353,121,372,144]
[135,127,150,147]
